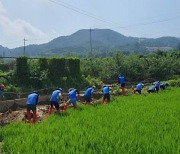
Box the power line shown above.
[49,0,123,28]
[1,0,179,48]
[47,0,180,36]
[48,0,119,26]
[48,0,146,36]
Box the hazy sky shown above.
[0,0,180,48]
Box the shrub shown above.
[15,57,30,87]
[48,58,67,85]
[168,78,180,87]
[85,75,103,89]
[3,84,21,100]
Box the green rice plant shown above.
[0,88,180,153]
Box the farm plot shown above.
[0,88,180,153]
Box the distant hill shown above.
[1,29,180,57]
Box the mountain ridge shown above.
[0,29,179,57]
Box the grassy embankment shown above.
[0,88,179,153]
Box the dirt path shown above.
[0,105,49,126]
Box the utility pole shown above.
[23,38,27,56]
[89,28,92,53]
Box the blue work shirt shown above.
[136,83,143,91]
[50,89,61,103]
[160,83,165,87]
[102,86,109,94]
[160,83,166,89]
[118,76,125,84]
[148,86,156,91]
[154,81,160,88]
[84,87,94,97]
[26,93,39,105]
[68,89,77,100]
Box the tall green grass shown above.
[0,88,180,153]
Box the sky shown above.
[0,0,180,48]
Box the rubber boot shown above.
[63,103,68,111]
[122,87,125,95]
[73,106,76,110]
[27,110,31,123]
[102,98,105,104]
[32,110,37,123]
[48,106,53,115]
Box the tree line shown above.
[81,50,180,83]
[0,50,179,96]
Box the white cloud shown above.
[0,1,48,48]
[0,1,6,14]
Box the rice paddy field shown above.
[0,88,180,153]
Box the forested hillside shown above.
[1,29,180,57]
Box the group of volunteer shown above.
[25,85,110,123]
[25,75,168,123]
[0,74,168,123]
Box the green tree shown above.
[15,56,30,87]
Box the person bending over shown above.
[26,91,39,123]
[48,88,63,115]
[102,85,110,104]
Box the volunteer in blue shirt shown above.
[154,81,160,93]
[102,85,110,104]
[83,86,95,104]
[147,86,156,94]
[134,83,144,94]
[48,88,62,115]
[64,88,79,110]
[160,83,167,90]
[118,75,126,95]
[26,91,39,123]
